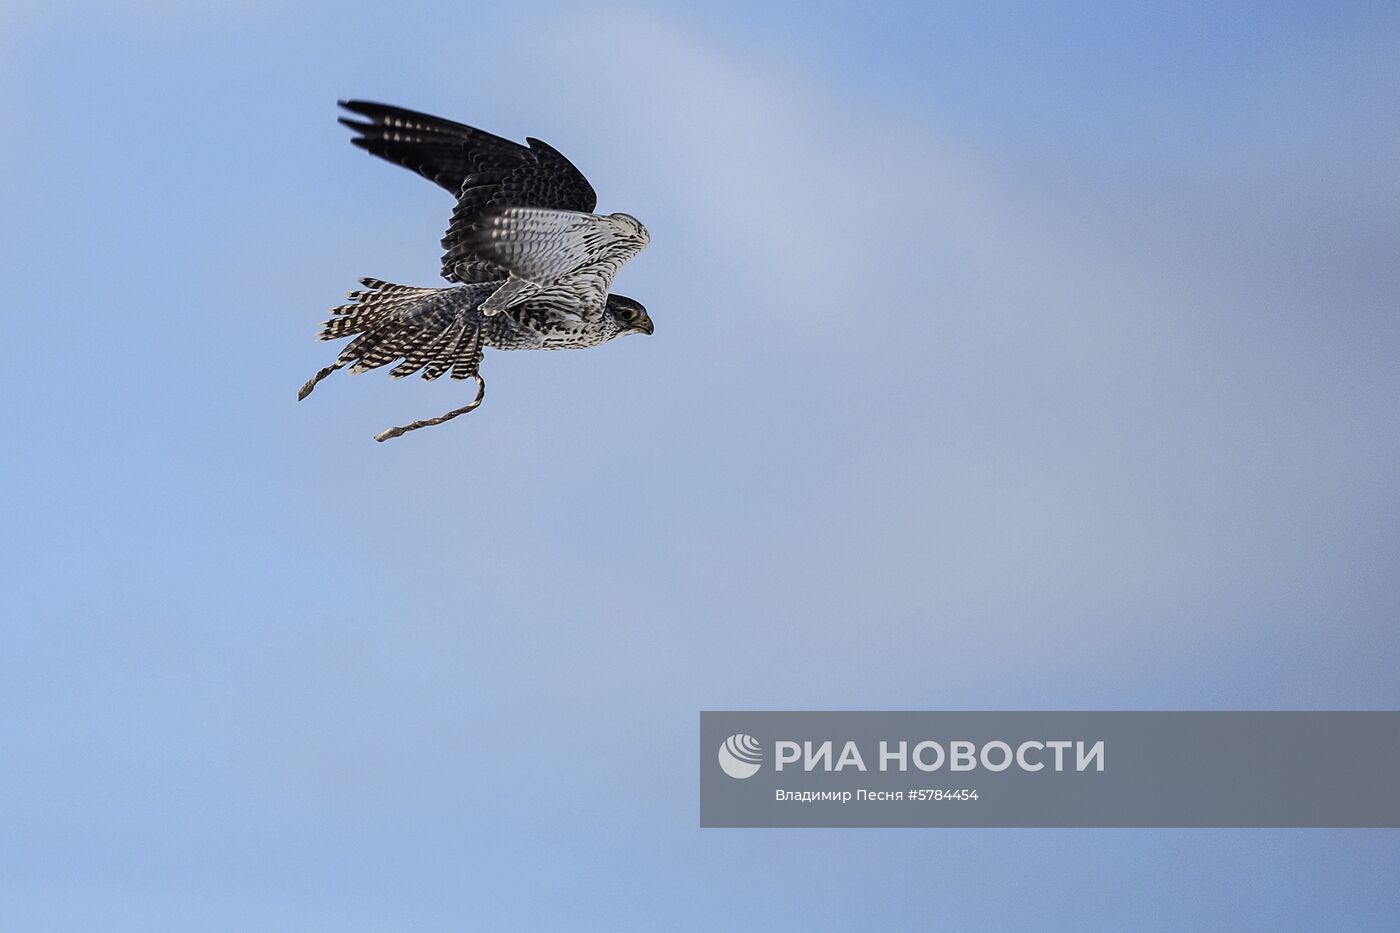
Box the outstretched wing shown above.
[468,208,651,317]
[338,101,598,283]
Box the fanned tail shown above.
[298,278,488,401]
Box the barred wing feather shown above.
[468,208,650,316]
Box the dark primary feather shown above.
[338,100,599,284]
[338,100,528,195]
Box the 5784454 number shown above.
[908,789,978,801]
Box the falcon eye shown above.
[618,306,637,321]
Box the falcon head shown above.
[607,294,654,336]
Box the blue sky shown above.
[2,1,1399,929]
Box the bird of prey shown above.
[299,100,653,441]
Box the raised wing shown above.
[338,101,599,283]
[467,208,650,317]
[339,100,534,196]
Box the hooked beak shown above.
[636,317,654,335]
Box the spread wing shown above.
[467,208,651,318]
[338,101,598,283]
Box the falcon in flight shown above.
[299,100,653,441]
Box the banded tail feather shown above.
[299,276,492,442]
[297,278,488,403]
[299,278,485,396]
